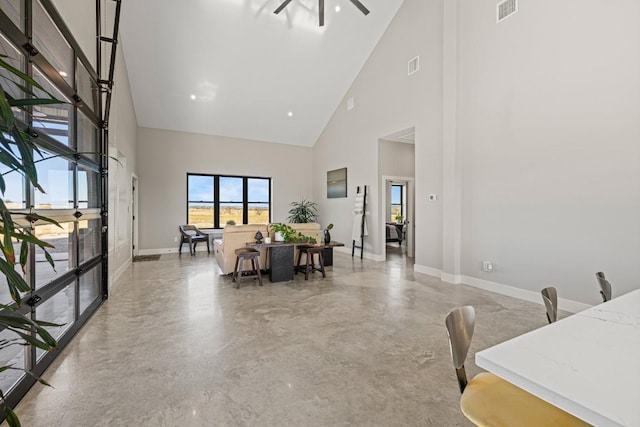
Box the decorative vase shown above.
[324,229,331,244]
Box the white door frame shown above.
[131,173,139,257]
[380,175,415,258]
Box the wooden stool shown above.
[232,248,263,288]
[295,245,326,280]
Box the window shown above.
[187,174,271,228]
[391,185,403,220]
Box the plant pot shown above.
[324,229,331,244]
[275,231,284,242]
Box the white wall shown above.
[313,0,640,306]
[457,0,640,304]
[137,128,313,251]
[313,0,443,262]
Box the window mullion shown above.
[242,177,248,224]
[214,175,219,229]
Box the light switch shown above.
[428,194,438,201]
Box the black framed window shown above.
[391,184,403,220]
[187,174,271,228]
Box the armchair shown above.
[178,225,210,255]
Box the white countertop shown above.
[476,289,640,427]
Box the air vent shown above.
[497,0,517,22]
[408,56,419,76]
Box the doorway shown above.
[381,176,415,259]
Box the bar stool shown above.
[232,248,263,288]
[540,286,558,323]
[445,306,590,426]
[295,245,326,280]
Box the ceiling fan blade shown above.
[348,0,370,15]
[319,0,325,26]
[274,0,294,15]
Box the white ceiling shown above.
[119,0,404,147]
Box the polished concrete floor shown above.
[10,249,549,426]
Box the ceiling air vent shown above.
[497,0,517,23]
[408,56,419,76]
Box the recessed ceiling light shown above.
[288,111,293,117]
[59,71,67,77]
[190,94,196,100]
[335,6,341,12]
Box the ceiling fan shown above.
[274,0,370,27]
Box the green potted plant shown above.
[0,54,64,425]
[270,223,317,244]
[287,199,318,223]
[395,214,404,224]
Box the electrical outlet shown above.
[482,261,493,272]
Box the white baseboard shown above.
[461,275,590,314]
[412,263,590,314]
[441,273,463,284]
[138,247,213,255]
[111,257,131,287]
[333,246,385,262]
[413,264,442,278]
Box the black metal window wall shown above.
[0,0,114,413]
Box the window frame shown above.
[391,184,404,220]
[187,173,271,228]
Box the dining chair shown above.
[540,286,558,323]
[595,272,612,302]
[445,306,590,426]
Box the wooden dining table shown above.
[475,288,640,427]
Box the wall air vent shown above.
[497,0,517,23]
[408,56,419,76]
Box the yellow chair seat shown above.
[461,372,591,427]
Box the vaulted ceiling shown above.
[120,0,404,147]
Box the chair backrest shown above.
[445,306,476,393]
[595,272,612,302]
[541,287,558,323]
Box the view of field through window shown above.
[188,174,270,228]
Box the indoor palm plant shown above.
[0,54,65,425]
[287,198,318,223]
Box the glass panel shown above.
[248,203,269,224]
[188,175,213,202]
[248,178,269,203]
[0,327,27,393]
[78,218,100,264]
[77,166,99,209]
[77,112,98,160]
[32,0,73,85]
[220,177,243,224]
[0,161,25,209]
[35,283,75,361]
[79,265,100,314]
[0,32,25,121]
[188,202,213,229]
[220,202,243,226]
[32,68,71,147]
[77,59,98,113]
[391,206,402,220]
[34,221,74,288]
[33,149,73,209]
[0,238,27,305]
[0,0,22,30]
[391,186,402,205]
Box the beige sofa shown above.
[214,224,269,274]
[214,223,322,274]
